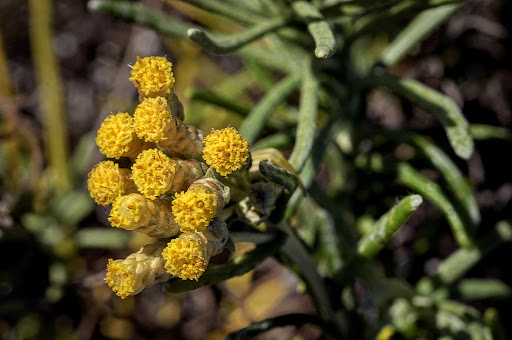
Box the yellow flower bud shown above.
[172,177,230,233]
[96,112,151,160]
[133,97,204,159]
[109,193,180,238]
[162,218,228,280]
[87,161,137,206]
[129,56,175,99]
[203,127,250,176]
[131,148,207,200]
[133,97,172,143]
[105,242,170,299]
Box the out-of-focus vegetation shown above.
[1,0,511,339]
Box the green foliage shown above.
[1,0,510,338]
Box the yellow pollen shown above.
[162,238,207,280]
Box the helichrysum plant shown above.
[87,1,512,339]
[88,56,287,301]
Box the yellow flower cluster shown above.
[203,127,250,176]
[88,56,261,298]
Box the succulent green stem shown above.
[289,58,319,171]
[410,134,480,230]
[358,194,423,258]
[397,162,474,248]
[188,16,289,54]
[375,3,462,68]
[239,73,301,143]
[436,221,512,284]
[366,73,474,159]
[292,1,337,58]
[88,0,192,39]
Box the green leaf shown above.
[288,58,319,171]
[366,73,474,159]
[187,16,289,54]
[376,3,461,68]
[436,221,512,284]
[226,313,335,340]
[358,194,423,258]
[410,134,480,230]
[292,1,337,58]
[397,162,474,248]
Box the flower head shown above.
[105,258,138,299]
[109,194,145,228]
[109,193,180,238]
[202,127,250,176]
[105,242,170,299]
[87,161,135,206]
[134,97,172,142]
[129,56,175,98]
[132,149,176,200]
[162,237,207,280]
[172,188,217,233]
[96,112,146,159]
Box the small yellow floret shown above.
[132,149,176,200]
[105,259,137,299]
[129,56,175,98]
[87,161,124,206]
[162,238,207,280]
[203,127,250,176]
[172,188,217,233]
[134,97,171,142]
[96,112,137,159]
[109,195,143,228]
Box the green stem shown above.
[187,88,251,116]
[375,3,462,68]
[410,134,480,230]
[436,221,512,284]
[288,58,319,171]
[469,124,512,141]
[397,162,474,248]
[226,313,338,340]
[453,279,511,300]
[275,221,344,337]
[88,0,193,39]
[358,194,423,258]
[365,73,474,159]
[188,16,289,54]
[181,0,266,24]
[239,73,301,143]
[30,0,70,193]
[292,1,337,58]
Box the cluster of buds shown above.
[88,56,289,299]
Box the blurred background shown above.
[0,0,511,339]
